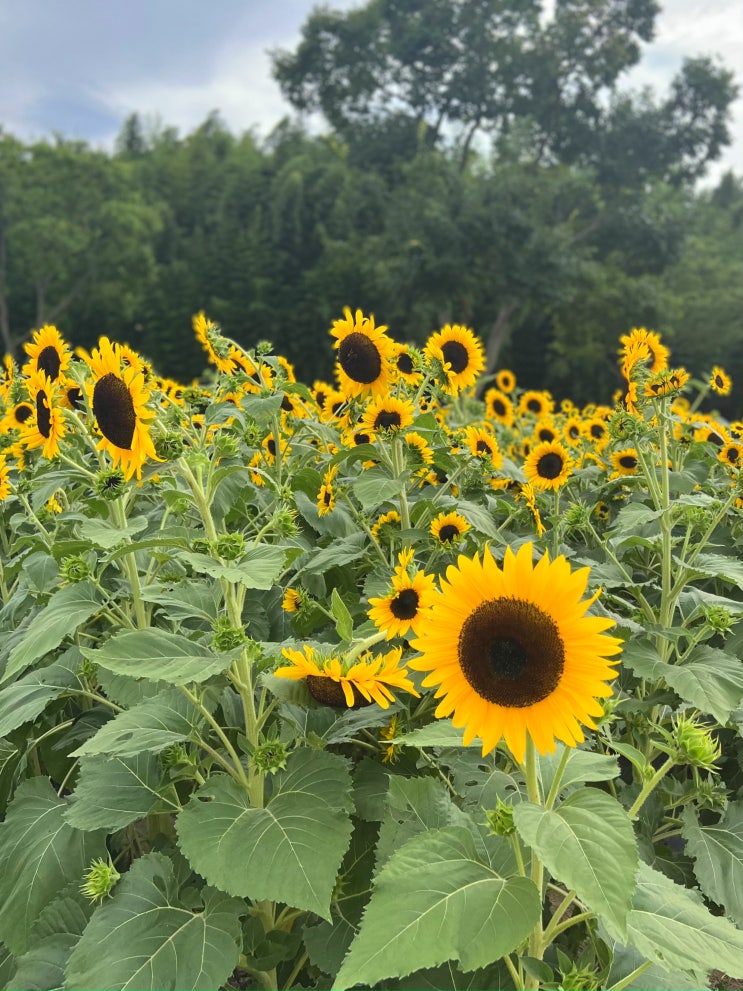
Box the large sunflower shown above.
[21,370,66,460]
[424,325,485,395]
[360,395,415,434]
[330,308,396,399]
[368,548,438,639]
[410,543,622,763]
[274,644,419,708]
[523,440,572,491]
[84,337,158,481]
[22,325,71,383]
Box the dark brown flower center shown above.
[338,332,382,384]
[538,428,556,443]
[619,454,637,469]
[441,340,469,374]
[374,410,401,430]
[36,389,52,438]
[390,588,419,620]
[725,447,740,463]
[491,398,506,417]
[458,597,565,707]
[306,674,371,708]
[66,386,82,409]
[715,374,724,389]
[92,373,136,449]
[527,398,542,414]
[438,523,461,543]
[14,404,33,424]
[37,345,62,381]
[536,452,564,480]
[396,352,414,375]
[590,423,606,439]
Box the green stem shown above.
[523,736,544,986]
[510,833,527,877]
[503,954,524,991]
[282,950,308,991]
[541,889,576,947]
[180,685,250,790]
[391,436,411,532]
[344,630,388,664]
[544,745,571,811]
[627,756,676,819]
[545,909,595,941]
[110,497,147,629]
[654,400,674,659]
[606,960,652,991]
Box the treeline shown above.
[0,0,741,407]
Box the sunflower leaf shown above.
[80,629,239,684]
[64,852,245,991]
[176,750,354,919]
[353,469,404,509]
[63,753,177,832]
[664,645,743,723]
[78,515,148,549]
[681,802,743,926]
[0,648,80,737]
[513,787,638,940]
[333,825,541,989]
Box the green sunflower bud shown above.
[191,537,211,554]
[212,617,247,652]
[93,468,126,501]
[256,340,273,357]
[154,432,185,461]
[214,532,245,561]
[485,798,516,837]
[272,506,299,537]
[704,605,736,635]
[160,743,192,768]
[60,555,91,584]
[673,713,721,769]
[214,434,240,459]
[80,857,120,904]
[251,740,290,774]
[562,502,591,532]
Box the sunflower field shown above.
[0,312,742,991]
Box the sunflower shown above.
[610,448,640,477]
[519,482,545,537]
[718,442,742,470]
[583,417,610,450]
[524,440,572,492]
[594,501,611,523]
[193,312,235,374]
[282,587,304,613]
[274,644,419,709]
[404,430,434,466]
[22,325,71,383]
[619,328,669,375]
[84,337,158,481]
[330,308,396,399]
[563,416,584,447]
[371,509,401,540]
[360,395,415,434]
[409,543,622,763]
[694,424,727,447]
[519,390,554,419]
[1,400,34,433]
[21,370,66,460]
[424,325,485,396]
[368,548,438,639]
[463,425,502,467]
[430,510,470,545]
[709,366,732,396]
[495,369,516,394]
[644,368,690,398]
[533,418,558,445]
[0,455,12,500]
[317,464,338,516]
[392,343,423,387]
[484,388,514,427]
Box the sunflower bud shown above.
[214,434,240,459]
[562,502,591,532]
[168,495,191,516]
[154,432,185,461]
[704,605,736,635]
[672,713,721,769]
[80,657,98,684]
[272,506,299,537]
[485,798,516,837]
[93,468,126,501]
[214,532,245,561]
[212,617,247,652]
[696,773,727,811]
[60,554,91,584]
[80,858,120,904]
[608,408,645,441]
[251,740,289,774]
[256,340,273,357]
[159,743,191,768]
[191,537,211,554]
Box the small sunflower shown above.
[430,510,470,545]
[21,370,66,460]
[610,448,640,477]
[392,343,423,386]
[368,548,438,639]
[495,369,516,394]
[0,455,12,500]
[594,501,611,523]
[1,401,34,433]
[330,308,395,399]
[619,328,669,375]
[533,418,558,445]
[519,390,554,419]
[644,368,690,398]
[709,366,732,396]
[583,417,610,450]
[484,388,514,427]
[404,430,434,466]
[22,325,71,383]
[463,425,502,467]
[360,395,415,434]
[718,442,742,469]
[282,587,304,613]
[317,464,338,516]
[424,325,485,396]
[372,509,401,541]
[524,440,572,492]
[409,543,622,763]
[563,416,584,447]
[193,312,235,374]
[84,337,158,481]
[520,482,545,537]
[274,644,419,709]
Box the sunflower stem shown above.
[654,399,675,660]
[344,630,388,665]
[110,497,148,629]
[390,436,411,532]
[523,735,545,983]
[627,755,676,819]
[544,745,571,811]
[606,960,653,991]
[503,954,524,990]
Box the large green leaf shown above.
[682,802,743,926]
[333,826,541,989]
[664,645,743,723]
[352,469,403,509]
[181,545,285,589]
[176,750,354,918]
[0,778,106,955]
[538,746,619,795]
[7,886,93,991]
[625,862,743,976]
[0,649,79,737]
[2,583,100,683]
[72,686,202,757]
[80,629,237,684]
[64,852,244,991]
[394,718,470,748]
[686,551,743,590]
[513,788,638,940]
[63,753,177,831]
[0,944,15,989]
[78,515,148,549]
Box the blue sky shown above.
[0,0,740,184]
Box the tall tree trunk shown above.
[0,231,12,356]
[484,302,516,375]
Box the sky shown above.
[0,0,740,185]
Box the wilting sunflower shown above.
[495,369,516,394]
[22,325,71,383]
[368,548,438,639]
[360,395,415,434]
[371,509,401,541]
[610,448,639,477]
[274,644,419,708]
[84,337,158,481]
[409,543,622,763]
[430,510,470,544]
[709,366,732,396]
[0,455,11,501]
[330,308,396,399]
[524,440,572,492]
[21,370,66,460]
[484,388,514,427]
[424,325,485,396]
[519,390,554,419]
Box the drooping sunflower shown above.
[282,587,305,613]
[274,644,419,709]
[524,440,572,492]
[619,328,669,375]
[404,430,434,466]
[368,548,438,639]
[430,510,470,545]
[610,448,640,477]
[360,395,415,434]
[518,390,554,419]
[330,308,396,399]
[409,543,622,763]
[84,337,158,481]
[495,369,516,394]
[193,312,235,374]
[21,370,66,460]
[371,509,401,541]
[709,366,732,396]
[484,388,514,427]
[22,324,71,383]
[424,325,485,396]
[0,455,12,501]
[317,464,338,516]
